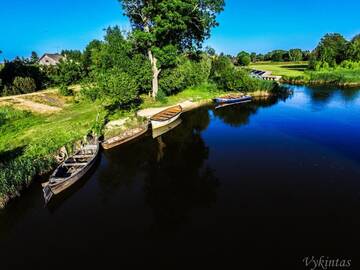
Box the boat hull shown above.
[43,142,99,203]
[214,96,252,104]
[152,118,182,138]
[102,125,148,150]
[151,113,181,129]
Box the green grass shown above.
[250,61,308,77]
[0,101,101,202]
[283,67,360,86]
[140,83,225,109]
[0,102,99,156]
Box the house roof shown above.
[39,53,64,62]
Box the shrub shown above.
[159,55,211,95]
[93,68,138,108]
[156,89,167,103]
[12,76,37,94]
[59,84,73,96]
[52,60,84,87]
[236,51,251,66]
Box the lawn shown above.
[250,61,308,77]
[139,83,224,109]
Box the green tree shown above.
[92,68,138,107]
[30,51,39,64]
[91,27,152,94]
[289,49,303,61]
[250,52,257,62]
[52,59,83,87]
[236,51,251,66]
[118,0,225,98]
[271,50,288,62]
[346,34,360,61]
[61,50,82,63]
[82,39,102,74]
[311,33,348,67]
[12,77,37,94]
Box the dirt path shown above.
[0,88,57,101]
[12,97,61,113]
[0,89,64,113]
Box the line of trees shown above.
[309,33,360,70]
[235,49,310,66]
[1,0,286,104]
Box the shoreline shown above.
[281,79,360,88]
[0,90,273,209]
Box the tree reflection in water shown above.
[144,107,219,232]
[213,95,285,127]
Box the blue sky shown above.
[1,0,360,60]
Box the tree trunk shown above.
[148,49,160,99]
[144,21,160,99]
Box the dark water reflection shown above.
[1,85,360,269]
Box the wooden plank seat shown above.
[63,162,88,167]
[72,155,94,158]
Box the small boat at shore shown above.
[150,105,182,129]
[102,124,149,150]
[215,99,252,109]
[42,138,99,204]
[214,94,252,104]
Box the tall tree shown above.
[288,49,303,62]
[346,34,360,61]
[29,51,39,64]
[236,51,251,66]
[118,0,225,98]
[312,33,348,66]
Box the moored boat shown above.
[214,94,252,104]
[150,105,182,129]
[102,124,149,150]
[42,138,99,204]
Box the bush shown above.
[340,60,360,69]
[92,68,138,107]
[236,51,251,66]
[52,60,84,87]
[159,55,211,95]
[155,89,167,103]
[12,77,37,94]
[59,84,73,96]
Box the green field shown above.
[250,61,308,77]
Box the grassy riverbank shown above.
[0,98,101,207]
[250,61,360,87]
[0,82,283,208]
[284,68,360,87]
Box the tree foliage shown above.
[118,0,225,97]
[310,33,348,68]
[236,51,251,66]
[289,49,303,62]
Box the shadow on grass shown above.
[281,65,308,71]
[0,146,26,165]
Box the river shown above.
[1,85,360,268]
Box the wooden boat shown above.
[214,94,252,104]
[152,118,182,138]
[102,123,149,150]
[150,105,182,129]
[215,99,252,109]
[42,139,99,204]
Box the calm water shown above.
[1,85,360,269]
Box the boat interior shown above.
[151,106,182,121]
[53,146,97,178]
